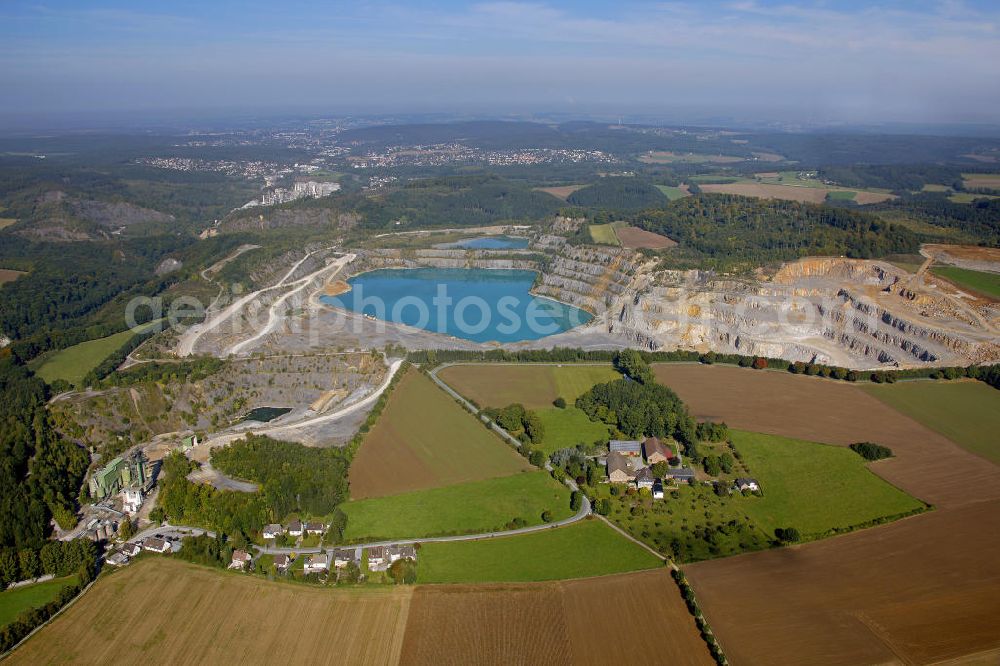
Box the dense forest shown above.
[566,177,668,210]
[0,358,89,550]
[629,194,923,269]
[872,195,1000,246]
[818,165,964,192]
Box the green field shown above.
[825,190,857,201]
[733,430,925,534]
[349,369,533,499]
[863,381,1000,465]
[341,471,573,541]
[535,407,611,454]
[655,185,689,200]
[588,223,621,246]
[437,363,619,410]
[417,518,662,583]
[930,266,1000,299]
[949,192,1000,203]
[0,576,76,628]
[31,321,160,387]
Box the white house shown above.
[305,522,325,535]
[142,537,171,553]
[121,542,141,558]
[332,548,358,569]
[262,524,283,540]
[304,553,328,574]
[273,554,291,572]
[734,478,761,493]
[367,546,388,571]
[229,550,252,571]
[106,551,130,567]
[388,545,417,563]
[122,487,143,514]
[652,479,665,500]
[635,467,655,491]
[287,521,304,537]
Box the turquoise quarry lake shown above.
[435,235,530,250]
[322,268,592,343]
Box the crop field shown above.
[417,518,662,583]
[535,406,611,454]
[686,498,1000,666]
[962,172,1000,190]
[950,191,1000,203]
[31,320,160,387]
[733,430,924,534]
[651,363,1000,509]
[864,380,1000,465]
[9,558,413,665]
[700,181,895,204]
[437,363,618,410]
[0,268,25,284]
[587,222,621,245]
[0,576,76,628]
[400,569,712,665]
[349,369,532,500]
[534,184,585,200]
[930,265,1000,299]
[639,151,743,164]
[655,184,690,200]
[613,225,677,249]
[342,471,573,540]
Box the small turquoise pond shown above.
[436,236,530,250]
[322,268,592,343]
[241,407,291,423]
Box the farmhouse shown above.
[262,524,283,540]
[287,521,304,537]
[607,451,637,484]
[367,546,389,571]
[273,554,291,572]
[229,550,252,571]
[142,537,171,554]
[643,437,674,465]
[106,551,130,567]
[667,467,696,484]
[609,440,642,457]
[306,522,325,535]
[635,467,655,491]
[734,478,761,492]
[303,553,328,574]
[332,548,358,569]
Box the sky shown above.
[1,0,999,126]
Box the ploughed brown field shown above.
[534,184,586,200]
[400,569,712,666]
[0,268,25,284]
[613,226,677,250]
[9,558,413,665]
[654,363,1000,664]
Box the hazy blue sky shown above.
[2,1,998,124]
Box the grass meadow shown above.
[342,470,573,541]
[930,266,1000,299]
[437,363,618,410]
[535,407,611,454]
[417,518,662,583]
[587,223,621,246]
[0,576,76,628]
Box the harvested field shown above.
[535,184,585,200]
[962,172,1000,190]
[701,182,896,204]
[400,568,712,666]
[349,369,532,500]
[923,243,1000,271]
[854,190,895,204]
[614,225,677,250]
[9,558,413,665]
[652,364,1000,509]
[0,268,24,284]
[437,363,618,410]
[587,222,620,245]
[640,151,743,164]
[686,499,1000,666]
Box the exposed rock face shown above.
[13,192,176,241]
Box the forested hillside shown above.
[566,177,668,210]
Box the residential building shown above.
[273,554,291,572]
[643,437,674,465]
[121,542,141,558]
[332,548,358,569]
[229,550,252,570]
[262,524,283,540]
[667,467,696,484]
[367,546,388,571]
[389,545,417,563]
[734,478,761,492]
[635,467,655,490]
[652,479,665,500]
[609,440,642,457]
[106,551,130,567]
[306,522,325,535]
[287,521,304,537]
[607,451,637,484]
[304,553,328,574]
[142,537,171,553]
